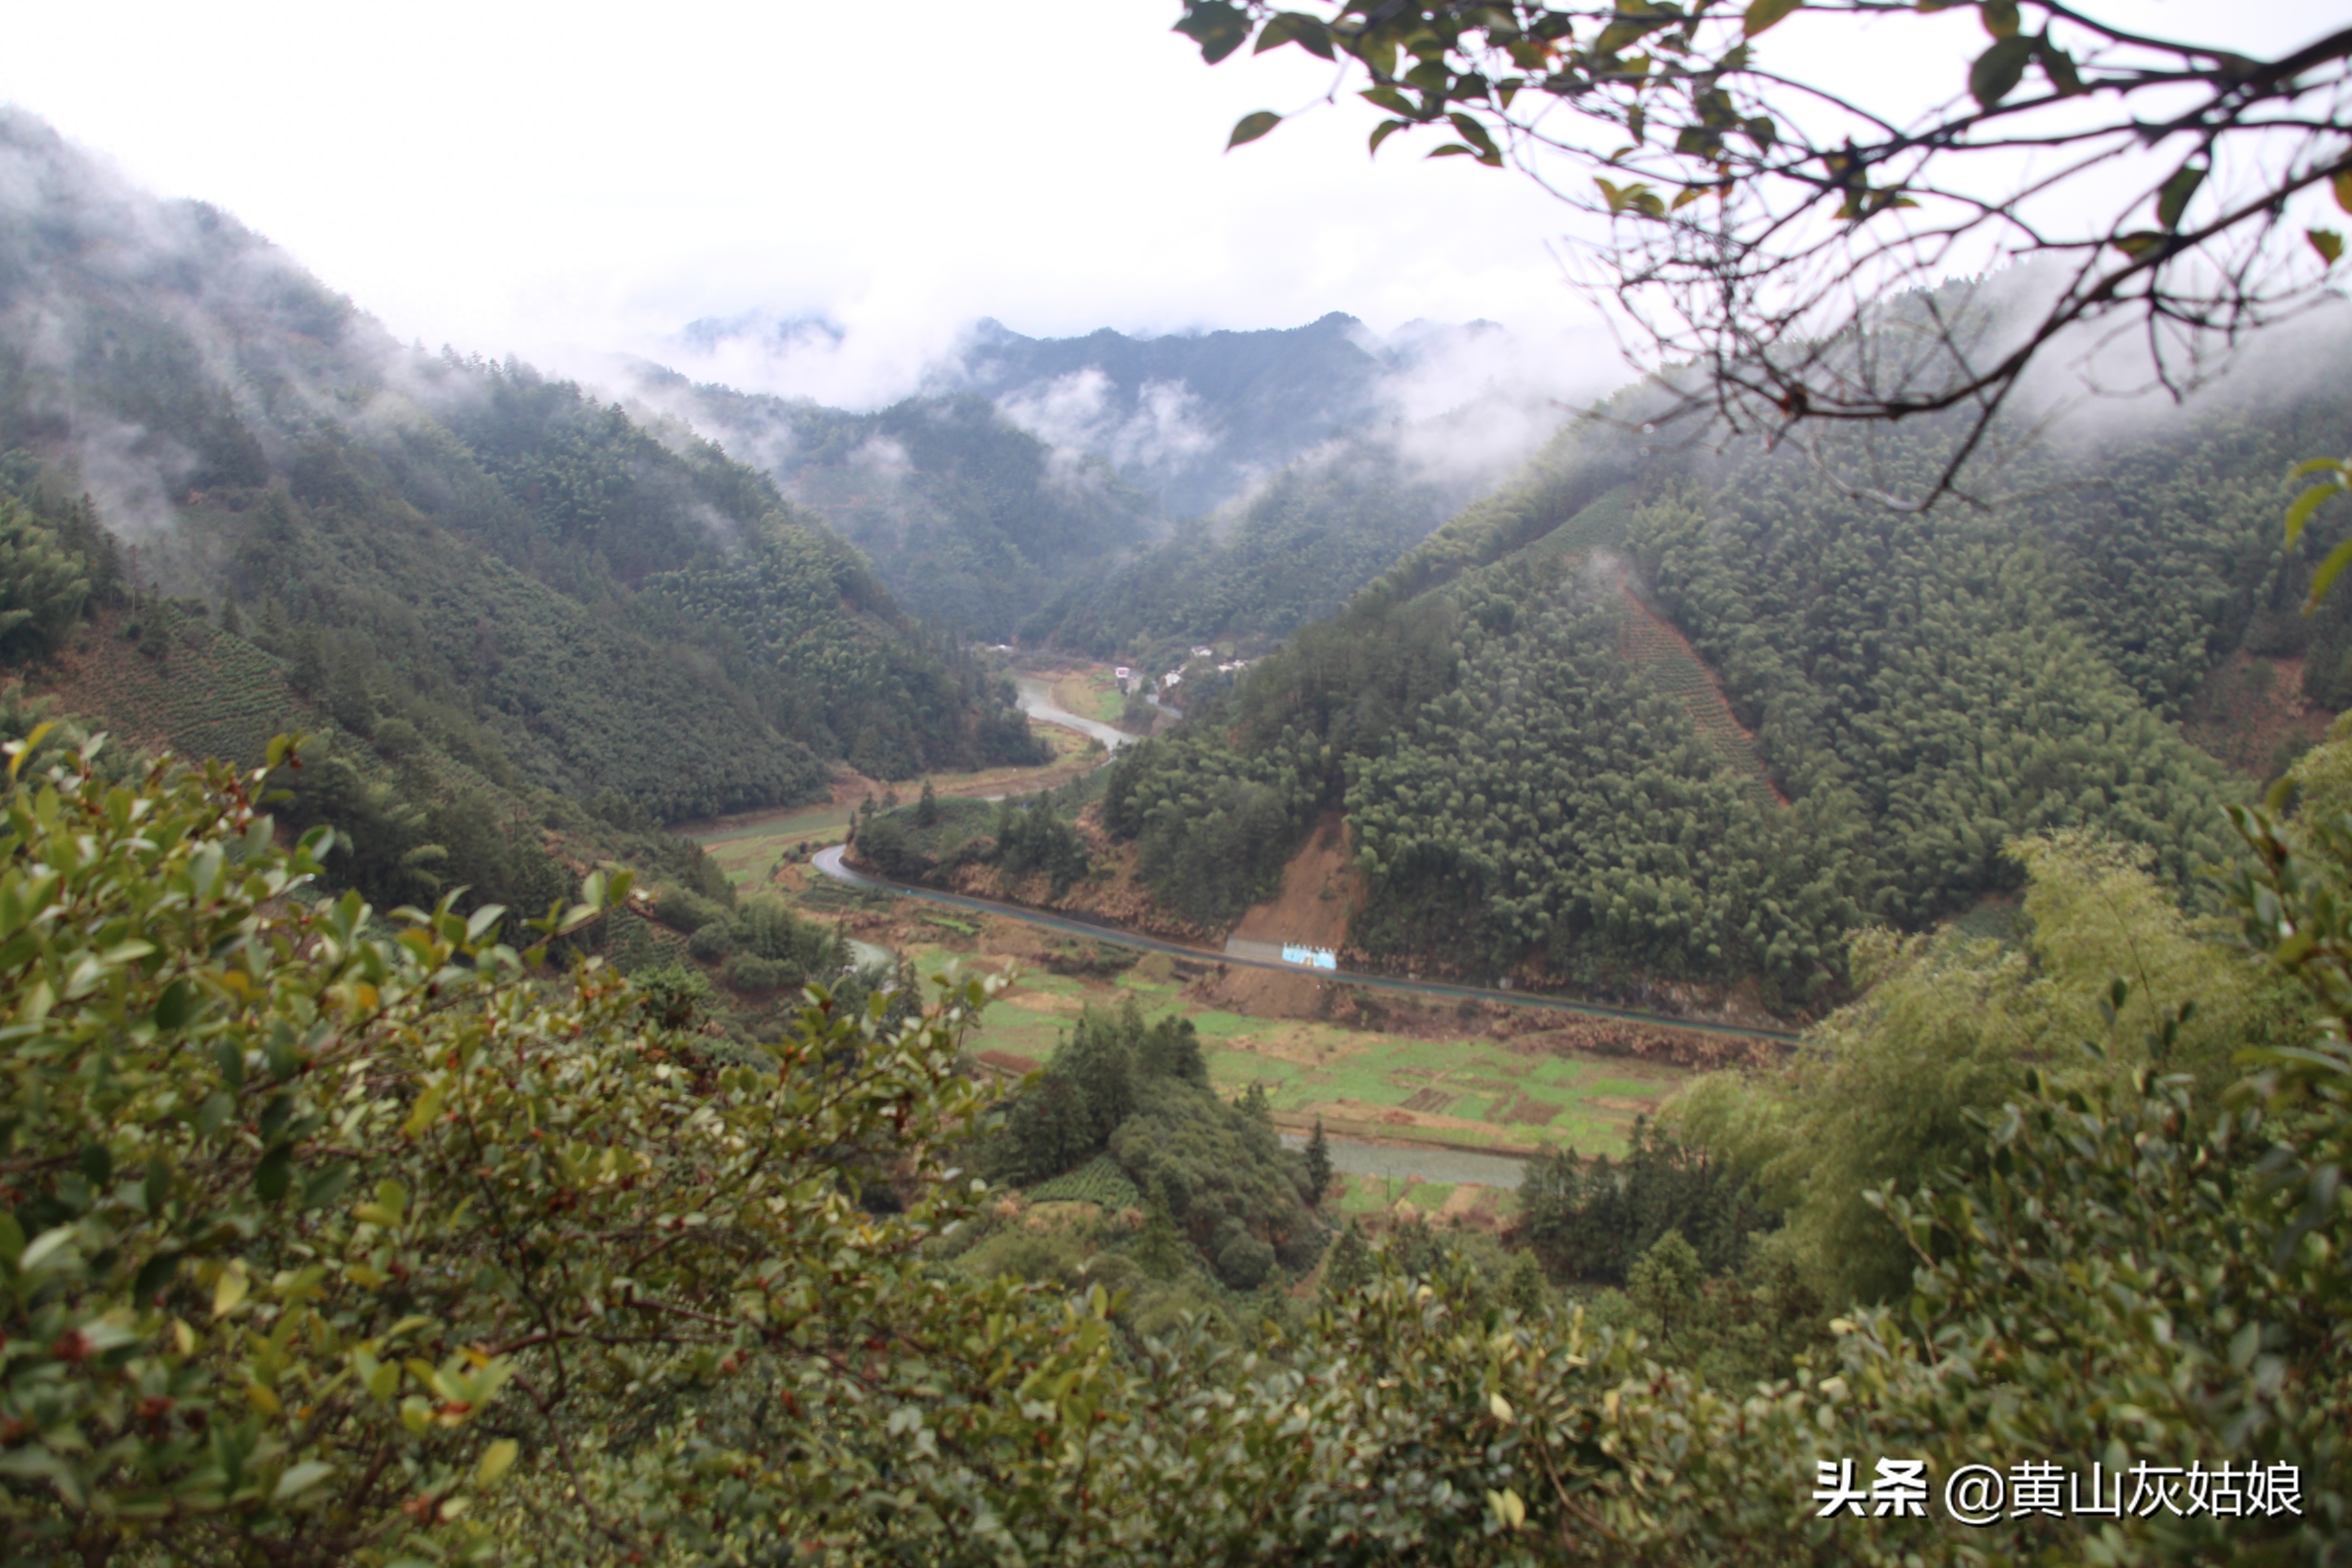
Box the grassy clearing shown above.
[1050,669,1127,725]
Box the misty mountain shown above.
[931,312,1516,520]
[1031,426,1499,661]
[630,372,1159,642]
[0,108,1039,823]
[677,309,1473,520]
[646,313,1550,647]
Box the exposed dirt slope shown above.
[1210,814,1368,1015]
[1230,813,1364,950]
[2180,651,2333,782]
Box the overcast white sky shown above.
[0,1,2338,407]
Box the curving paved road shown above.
[1014,676,1137,753]
[812,845,1798,1045]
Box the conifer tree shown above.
[1304,1117,1332,1206]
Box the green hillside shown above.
[1103,371,2343,1015]
[0,111,1041,836]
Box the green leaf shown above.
[255,1144,294,1204]
[1254,11,1334,60]
[1226,111,1283,151]
[1743,0,1802,36]
[402,1078,448,1139]
[152,979,194,1031]
[216,1038,245,1090]
[2309,227,2344,265]
[79,1142,112,1187]
[2034,36,2083,95]
[477,1439,520,1489]
[2336,170,2352,213]
[299,1162,353,1212]
[19,1225,77,1274]
[1980,0,2020,36]
[2306,535,2352,609]
[2156,162,2207,230]
[196,1092,234,1139]
[1446,113,1501,164]
[1173,1,1251,65]
[212,1261,250,1318]
[274,1460,335,1501]
[1368,118,1410,157]
[6,721,54,781]
[2112,230,2167,259]
[133,1250,182,1301]
[2287,474,2347,544]
[1969,34,2034,107]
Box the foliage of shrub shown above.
[8,718,2352,1564]
[651,887,730,933]
[1024,1155,1142,1210]
[984,1000,1317,1280]
[721,952,789,992]
[686,922,741,962]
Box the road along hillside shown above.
[813,846,1798,1046]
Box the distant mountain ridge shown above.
[667,309,1511,520]
[647,311,1537,649]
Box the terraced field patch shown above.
[1617,585,1785,809]
[39,612,309,769]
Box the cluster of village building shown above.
[1114,649,1252,695]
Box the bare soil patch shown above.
[1229,812,1366,951]
[2182,652,2332,781]
[1184,965,1341,1020]
[999,991,1085,1017]
[1218,1023,1372,1067]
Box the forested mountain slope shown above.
[0,110,1038,823]
[1105,363,2351,1017]
[1029,429,1502,661]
